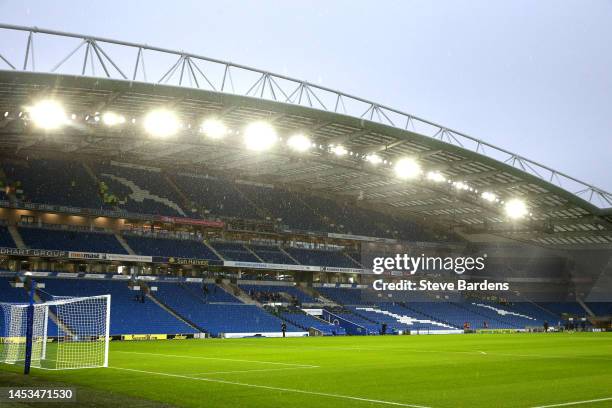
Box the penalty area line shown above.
[530,397,612,407]
[110,367,431,408]
[114,350,319,368]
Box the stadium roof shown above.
[0,24,611,248]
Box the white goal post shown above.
[0,295,111,370]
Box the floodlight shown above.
[200,118,228,139]
[453,181,469,191]
[143,109,180,138]
[481,191,497,202]
[365,154,382,165]
[504,198,528,220]
[27,100,66,130]
[102,112,125,126]
[244,121,277,151]
[331,145,348,156]
[394,158,422,180]
[287,133,311,152]
[426,171,445,183]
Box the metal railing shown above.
[0,23,610,209]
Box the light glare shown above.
[453,181,470,191]
[144,109,180,138]
[394,158,422,180]
[481,191,497,202]
[287,134,311,152]
[365,154,382,165]
[426,171,446,183]
[331,145,348,156]
[102,112,125,126]
[504,198,528,220]
[200,118,228,139]
[244,121,277,151]
[28,100,66,130]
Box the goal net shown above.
[0,295,110,370]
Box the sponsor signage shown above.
[105,253,152,263]
[121,334,168,341]
[0,247,67,258]
[327,233,398,243]
[167,257,209,266]
[322,266,366,274]
[68,251,153,263]
[69,251,104,260]
[223,261,321,272]
[159,216,224,228]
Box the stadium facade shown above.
[0,25,611,339]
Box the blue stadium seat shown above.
[153,282,301,337]
[171,174,260,220]
[280,310,345,335]
[239,283,318,304]
[286,248,360,268]
[19,227,127,253]
[211,242,259,262]
[124,234,219,260]
[2,159,105,209]
[0,226,16,248]
[38,278,197,335]
[96,164,187,217]
[248,244,297,264]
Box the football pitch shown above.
[2,333,612,408]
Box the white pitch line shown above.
[115,351,318,368]
[530,397,612,407]
[110,367,431,408]
[191,366,318,375]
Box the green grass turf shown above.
[1,333,612,408]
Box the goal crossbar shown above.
[0,294,111,371]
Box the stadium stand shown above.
[0,226,16,248]
[505,301,560,323]
[38,278,196,335]
[2,159,104,209]
[324,309,381,335]
[239,283,319,304]
[124,234,219,260]
[316,286,368,305]
[279,309,346,335]
[0,278,29,303]
[171,173,261,220]
[210,242,259,262]
[586,302,612,315]
[19,226,127,253]
[405,302,519,330]
[0,158,450,242]
[96,163,186,217]
[236,184,327,231]
[247,244,297,264]
[350,305,458,333]
[285,248,360,268]
[538,302,588,317]
[177,282,239,303]
[153,282,301,336]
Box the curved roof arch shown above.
[0,24,611,248]
[0,23,609,209]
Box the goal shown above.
[0,295,111,370]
